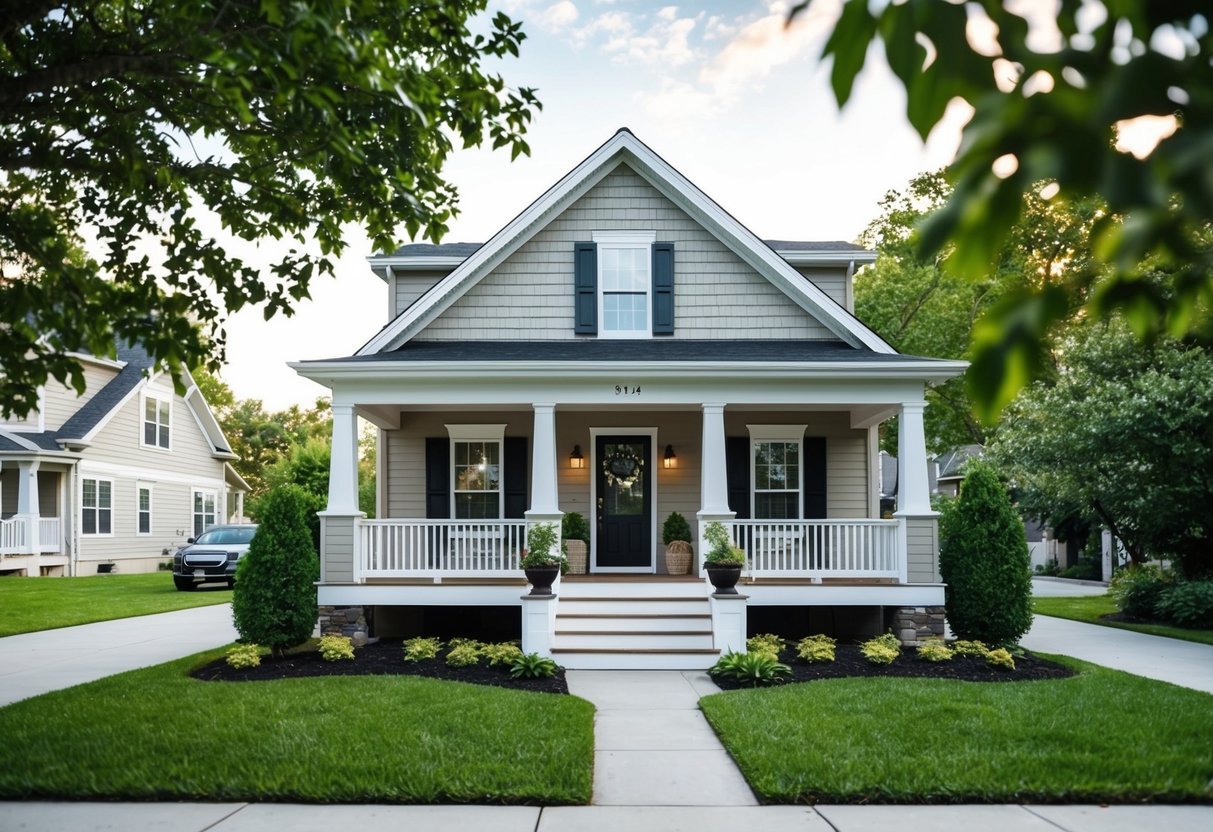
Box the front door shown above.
[595,435,652,569]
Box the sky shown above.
[219,0,969,410]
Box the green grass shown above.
[1033,594,1213,646]
[0,573,231,636]
[0,650,595,804]
[700,656,1213,804]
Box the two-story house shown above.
[0,343,248,577]
[293,129,965,668]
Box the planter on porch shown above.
[705,563,742,594]
[523,565,560,595]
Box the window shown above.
[595,231,655,338]
[142,393,171,449]
[748,426,807,520]
[82,477,113,536]
[192,489,217,537]
[137,485,152,535]
[446,424,505,520]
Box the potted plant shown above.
[703,520,745,594]
[662,512,694,575]
[561,511,590,575]
[521,522,564,595]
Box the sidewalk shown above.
[0,603,237,706]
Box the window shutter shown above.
[651,242,675,335]
[574,242,597,334]
[803,437,827,519]
[424,437,450,519]
[725,436,751,519]
[503,437,528,519]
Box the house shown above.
[292,129,966,668]
[0,343,248,577]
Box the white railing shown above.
[38,517,62,553]
[359,519,528,581]
[0,517,25,554]
[731,519,901,579]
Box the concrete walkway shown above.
[0,602,237,706]
[1031,576,1109,597]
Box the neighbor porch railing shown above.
[0,516,64,556]
[731,519,902,579]
[37,517,62,553]
[0,517,25,554]
[358,519,527,581]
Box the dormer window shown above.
[574,233,674,338]
[142,392,171,449]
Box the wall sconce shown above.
[570,445,585,469]
[663,444,676,469]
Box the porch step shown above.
[552,589,717,669]
[554,631,714,650]
[557,596,707,616]
[555,614,711,632]
[549,648,720,671]
[557,580,706,598]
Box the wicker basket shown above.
[565,539,588,575]
[664,540,693,575]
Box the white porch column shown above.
[17,460,40,556]
[895,401,933,516]
[527,403,560,516]
[697,403,735,578]
[326,404,360,514]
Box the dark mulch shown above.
[710,644,1076,691]
[191,639,569,695]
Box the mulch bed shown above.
[709,644,1076,691]
[191,639,569,695]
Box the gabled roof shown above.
[358,128,896,356]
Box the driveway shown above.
[1031,577,1108,597]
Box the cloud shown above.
[599,10,699,68]
[535,1,579,33]
[637,76,723,121]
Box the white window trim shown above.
[593,230,656,340]
[191,488,218,538]
[81,476,115,538]
[747,425,807,521]
[136,483,153,537]
[140,390,172,451]
[445,424,506,520]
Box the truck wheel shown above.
[173,576,197,592]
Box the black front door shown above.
[596,436,652,569]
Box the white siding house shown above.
[293,129,965,668]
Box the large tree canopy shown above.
[800,0,1213,419]
[0,0,538,417]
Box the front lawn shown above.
[0,650,594,804]
[0,573,231,637]
[701,656,1213,804]
[1033,594,1213,647]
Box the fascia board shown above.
[367,256,467,276]
[184,381,237,457]
[64,352,127,371]
[778,250,878,266]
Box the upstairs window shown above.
[600,242,651,336]
[575,232,674,338]
[142,393,171,449]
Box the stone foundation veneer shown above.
[889,605,946,646]
[318,605,370,647]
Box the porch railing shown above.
[38,517,62,553]
[731,519,901,579]
[358,519,527,581]
[0,517,25,554]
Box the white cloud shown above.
[637,76,723,120]
[536,1,579,33]
[599,10,699,68]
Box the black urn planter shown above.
[524,565,560,595]
[705,563,743,595]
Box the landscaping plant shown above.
[859,633,900,665]
[986,648,1016,671]
[703,520,745,565]
[950,640,989,658]
[939,460,1033,645]
[403,637,443,662]
[1156,581,1213,629]
[446,643,481,667]
[916,638,953,662]
[1109,564,1174,620]
[481,642,524,667]
[796,634,836,663]
[661,511,693,546]
[510,653,558,679]
[710,651,791,687]
[231,485,319,655]
[318,635,355,662]
[225,643,262,669]
[746,633,785,659]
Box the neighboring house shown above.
[293,129,966,668]
[0,343,248,576]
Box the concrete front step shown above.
[558,597,709,616]
[552,647,721,670]
[554,614,712,632]
[557,579,708,598]
[553,630,715,650]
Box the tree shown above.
[232,484,319,654]
[801,0,1213,419]
[0,1,538,418]
[938,460,1033,645]
[990,323,1213,578]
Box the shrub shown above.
[402,637,443,662]
[1058,558,1102,581]
[448,637,483,650]
[1156,581,1213,629]
[951,639,989,657]
[860,634,900,665]
[481,642,523,667]
[662,511,693,545]
[703,521,745,565]
[1035,559,1061,576]
[986,647,1016,671]
[510,652,558,679]
[709,651,791,687]
[1110,563,1174,620]
[521,522,565,570]
[318,635,355,661]
[445,643,481,667]
[231,485,319,655]
[939,461,1033,645]
[796,634,836,663]
[746,633,785,659]
[561,512,590,544]
[916,638,953,662]
[226,643,262,669]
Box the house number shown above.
[614,384,642,395]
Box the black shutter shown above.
[574,242,597,334]
[725,436,751,519]
[651,242,674,335]
[503,437,528,519]
[424,437,450,519]
[803,437,827,519]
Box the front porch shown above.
[0,460,69,575]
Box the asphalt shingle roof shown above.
[384,240,866,259]
[55,342,156,441]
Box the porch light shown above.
[570,445,585,469]
[663,444,676,469]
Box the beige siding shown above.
[906,516,940,583]
[0,469,14,517]
[36,363,119,432]
[416,163,834,342]
[794,266,851,312]
[391,270,447,320]
[322,515,356,583]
